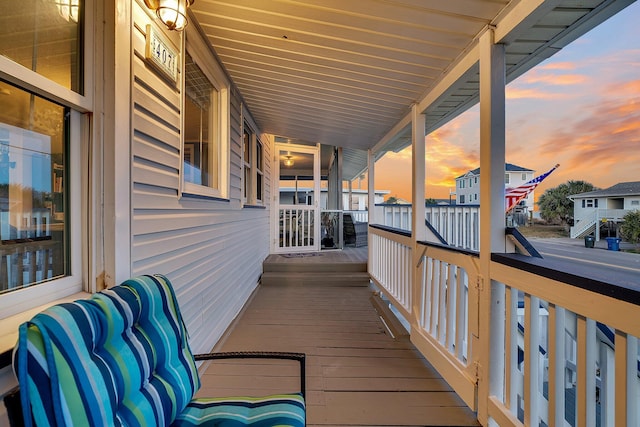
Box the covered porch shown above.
[184,1,639,424]
[201,248,479,426]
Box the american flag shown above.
[505,164,560,213]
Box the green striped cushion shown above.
[16,274,200,426]
[172,394,306,427]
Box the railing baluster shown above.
[524,294,541,426]
[577,317,597,427]
[455,267,466,360]
[425,257,433,330]
[504,286,517,416]
[438,261,447,344]
[431,259,440,336]
[446,264,456,352]
[548,304,566,427]
[615,332,639,426]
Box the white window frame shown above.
[0,1,93,320]
[241,108,264,206]
[181,25,230,199]
[0,110,84,320]
[242,124,252,203]
[255,137,264,204]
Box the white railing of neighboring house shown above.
[597,208,628,222]
[570,209,598,238]
[571,208,630,239]
[368,225,640,427]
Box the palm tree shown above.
[538,180,597,225]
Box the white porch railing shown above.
[368,224,640,427]
[369,224,480,410]
[490,255,640,427]
[373,204,481,251]
[278,206,315,251]
[344,210,368,223]
[0,239,59,292]
[368,225,413,320]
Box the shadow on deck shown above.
[198,248,480,426]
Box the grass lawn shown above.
[517,224,569,238]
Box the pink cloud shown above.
[506,87,571,100]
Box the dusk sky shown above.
[373,2,640,206]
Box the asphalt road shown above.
[527,237,640,276]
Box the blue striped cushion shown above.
[15,274,200,426]
[172,394,306,427]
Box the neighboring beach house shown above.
[455,163,535,210]
[570,181,640,240]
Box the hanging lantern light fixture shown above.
[284,154,294,167]
[145,0,194,31]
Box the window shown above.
[632,200,639,206]
[459,195,465,204]
[0,0,85,315]
[460,180,465,189]
[522,173,527,181]
[256,139,264,203]
[469,178,473,187]
[243,127,252,201]
[0,85,69,295]
[474,177,478,184]
[0,0,84,93]
[586,199,594,208]
[242,119,264,205]
[184,54,218,188]
[182,28,229,199]
[505,174,510,184]
[474,194,478,201]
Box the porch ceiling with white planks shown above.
[190,0,634,179]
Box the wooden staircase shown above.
[261,251,370,287]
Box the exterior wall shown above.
[573,197,603,218]
[573,196,639,219]
[624,196,640,210]
[128,2,270,355]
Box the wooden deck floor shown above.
[198,249,479,427]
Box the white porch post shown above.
[411,104,426,332]
[412,104,427,242]
[477,27,506,424]
[367,149,376,224]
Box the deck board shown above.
[198,249,479,426]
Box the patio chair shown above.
[3,274,305,426]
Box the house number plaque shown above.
[145,25,178,83]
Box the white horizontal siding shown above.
[129,4,270,355]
